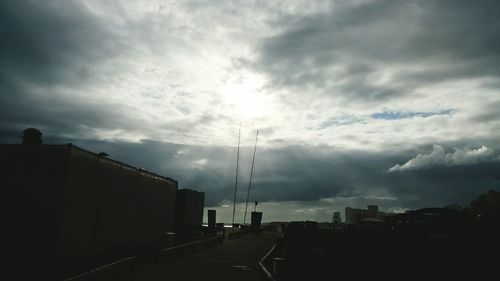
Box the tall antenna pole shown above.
[232,123,241,226]
[244,130,259,225]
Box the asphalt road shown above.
[124,232,279,281]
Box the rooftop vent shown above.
[22,128,43,145]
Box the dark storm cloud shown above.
[31,136,499,209]
[256,0,500,102]
[371,110,452,120]
[0,0,129,137]
[0,86,142,138]
[318,115,365,129]
[384,162,500,208]
[0,0,235,145]
[0,0,120,85]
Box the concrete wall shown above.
[0,144,69,276]
[0,144,178,278]
[59,145,178,266]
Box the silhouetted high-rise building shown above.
[345,207,363,225]
[332,211,341,224]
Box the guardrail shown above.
[64,235,223,281]
[64,256,136,281]
[228,230,246,239]
[227,227,263,239]
[159,235,223,260]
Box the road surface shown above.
[124,232,278,281]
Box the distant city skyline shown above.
[2,0,500,222]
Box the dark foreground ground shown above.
[123,232,278,281]
[271,221,500,281]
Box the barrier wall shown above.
[0,144,178,279]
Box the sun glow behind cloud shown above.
[2,0,500,152]
[221,72,273,120]
[56,3,500,149]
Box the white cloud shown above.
[3,0,500,152]
[193,158,208,168]
[389,145,497,172]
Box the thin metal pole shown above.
[232,123,241,226]
[243,130,259,225]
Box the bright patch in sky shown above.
[221,72,272,120]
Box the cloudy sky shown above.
[2,0,500,222]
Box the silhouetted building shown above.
[251,211,263,229]
[345,207,363,225]
[385,207,463,234]
[332,211,341,224]
[470,190,500,233]
[272,198,500,280]
[346,205,384,226]
[471,190,500,217]
[0,139,178,279]
[207,209,217,237]
[208,209,216,229]
[175,189,205,242]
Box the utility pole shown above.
[232,123,241,226]
[244,130,259,225]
